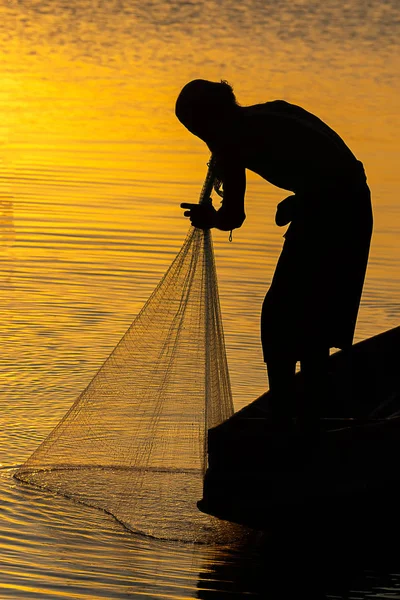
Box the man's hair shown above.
[175,79,237,125]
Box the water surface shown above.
[1,0,400,597]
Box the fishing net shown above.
[15,157,241,543]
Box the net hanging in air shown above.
[15,157,241,543]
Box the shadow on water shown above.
[197,516,400,599]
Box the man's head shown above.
[175,79,238,141]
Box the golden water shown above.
[1,0,399,597]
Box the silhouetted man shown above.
[176,79,373,427]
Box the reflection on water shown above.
[0,469,221,599]
[198,522,400,600]
[2,468,400,599]
[1,0,400,597]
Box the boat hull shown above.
[198,327,400,530]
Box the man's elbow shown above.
[216,210,246,231]
[234,211,246,229]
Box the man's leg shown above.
[298,346,330,428]
[265,353,297,424]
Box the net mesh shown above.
[15,158,242,543]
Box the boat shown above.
[198,326,400,531]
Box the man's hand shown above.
[180,201,218,229]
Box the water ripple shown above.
[1,0,399,596]
[0,469,230,599]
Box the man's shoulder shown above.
[246,101,343,139]
[246,99,306,114]
[244,101,317,128]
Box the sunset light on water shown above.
[1,0,399,597]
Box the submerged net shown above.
[15,157,240,543]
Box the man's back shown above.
[234,100,358,192]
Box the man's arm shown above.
[180,156,246,231]
[214,155,246,231]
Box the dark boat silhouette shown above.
[198,326,400,531]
